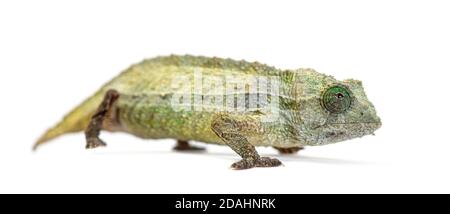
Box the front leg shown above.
[211,113,282,170]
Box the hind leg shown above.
[173,140,205,151]
[85,89,120,149]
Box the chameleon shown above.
[34,55,381,169]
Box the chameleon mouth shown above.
[328,122,382,130]
[328,122,381,133]
[314,122,381,144]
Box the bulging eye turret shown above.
[321,85,353,114]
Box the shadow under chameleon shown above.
[94,149,376,165]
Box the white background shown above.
[1,0,449,193]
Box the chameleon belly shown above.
[116,93,223,145]
[115,93,289,147]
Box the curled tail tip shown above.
[32,141,41,151]
[33,135,53,151]
[32,131,54,151]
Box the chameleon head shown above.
[291,69,381,146]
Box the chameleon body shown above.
[34,55,381,169]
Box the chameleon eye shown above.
[321,85,352,114]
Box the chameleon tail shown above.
[33,90,106,151]
[33,60,139,150]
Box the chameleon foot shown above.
[173,140,205,151]
[231,157,282,170]
[86,138,107,149]
[274,146,303,154]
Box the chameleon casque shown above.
[34,55,381,169]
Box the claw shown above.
[86,138,107,149]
